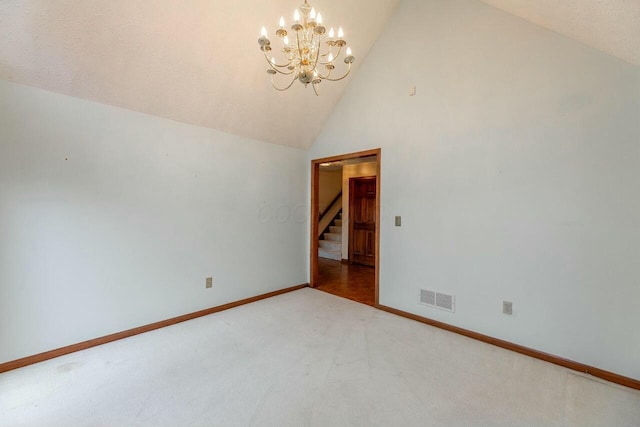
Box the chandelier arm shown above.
[263,54,295,75]
[334,45,343,59]
[271,74,297,91]
[318,55,333,64]
[322,63,352,82]
[319,56,335,65]
[317,68,332,80]
[323,42,339,56]
[318,45,343,65]
[312,83,320,96]
[263,51,293,69]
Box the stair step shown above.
[324,232,341,241]
[319,240,341,251]
[334,219,342,227]
[318,248,341,261]
[329,226,342,234]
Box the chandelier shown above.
[257,0,355,96]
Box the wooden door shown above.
[349,177,376,266]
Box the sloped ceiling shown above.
[0,0,401,149]
[478,0,640,66]
[0,1,637,150]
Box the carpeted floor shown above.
[1,288,639,426]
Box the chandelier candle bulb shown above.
[345,47,355,64]
[258,26,270,48]
[258,0,355,95]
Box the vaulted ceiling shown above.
[0,0,402,149]
[478,0,640,67]
[1,1,638,149]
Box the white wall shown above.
[341,162,378,257]
[309,0,640,380]
[0,80,308,364]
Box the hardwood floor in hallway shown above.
[316,258,375,306]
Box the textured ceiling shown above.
[478,0,640,66]
[0,0,400,149]
[0,1,638,151]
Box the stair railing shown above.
[319,191,342,222]
[318,192,342,239]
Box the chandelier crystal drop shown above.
[257,0,355,96]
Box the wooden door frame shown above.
[348,176,377,266]
[310,148,381,306]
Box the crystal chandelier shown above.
[257,0,355,96]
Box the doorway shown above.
[310,149,381,306]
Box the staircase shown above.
[318,212,342,261]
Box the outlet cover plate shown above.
[503,301,513,315]
[206,277,213,289]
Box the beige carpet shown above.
[1,288,639,426]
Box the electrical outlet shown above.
[503,301,513,315]
[395,216,402,227]
[206,277,213,289]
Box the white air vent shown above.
[420,289,436,306]
[420,289,455,313]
